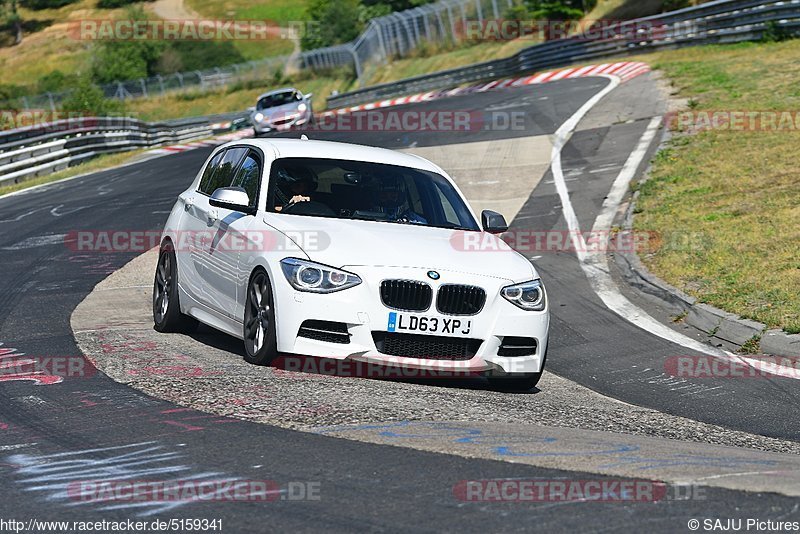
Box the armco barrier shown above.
[327,0,800,109]
[0,113,247,186]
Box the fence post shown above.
[139,78,148,98]
[491,0,499,20]
[475,0,484,25]
[348,44,364,87]
[446,3,459,42]
[374,20,389,62]
[156,74,165,96]
[47,92,55,113]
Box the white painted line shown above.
[548,84,800,380]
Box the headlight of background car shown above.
[501,279,546,311]
[280,258,361,293]
[297,103,307,112]
[254,112,265,122]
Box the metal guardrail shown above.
[0,112,248,186]
[327,0,800,108]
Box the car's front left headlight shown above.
[280,258,361,293]
[501,279,546,311]
[254,112,265,122]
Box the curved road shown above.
[0,75,797,530]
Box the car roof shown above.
[232,138,445,174]
[256,88,300,100]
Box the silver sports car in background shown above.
[249,88,313,135]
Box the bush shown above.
[301,0,363,50]
[96,0,148,8]
[21,0,78,9]
[37,70,80,93]
[60,77,121,115]
[0,83,26,110]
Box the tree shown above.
[301,0,364,50]
[60,76,120,115]
[0,0,23,44]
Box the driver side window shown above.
[198,147,248,196]
[229,151,262,208]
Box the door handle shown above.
[207,209,218,225]
[184,197,194,211]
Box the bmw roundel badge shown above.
[427,271,440,280]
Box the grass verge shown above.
[632,39,800,334]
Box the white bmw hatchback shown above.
[154,138,549,390]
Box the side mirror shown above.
[209,187,254,214]
[246,106,255,112]
[305,93,313,100]
[481,210,508,234]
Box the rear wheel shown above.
[243,270,278,366]
[153,243,198,333]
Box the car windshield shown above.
[257,91,301,109]
[268,157,480,231]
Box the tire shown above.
[487,345,548,392]
[153,242,198,333]
[243,269,278,366]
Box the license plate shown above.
[387,312,472,336]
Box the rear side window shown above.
[229,151,262,207]
[198,147,248,195]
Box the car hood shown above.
[264,215,536,282]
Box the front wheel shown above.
[243,270,278,366]
[153,243,198,333]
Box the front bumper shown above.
[272,266,549,375]
[252,111,311,134]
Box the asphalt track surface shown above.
[0,76,798,530]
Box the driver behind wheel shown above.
[274,165,318,212]
[369,174,427,224]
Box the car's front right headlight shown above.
[254,112,265,122]
[280,258,361,293]
[501,279,546,311]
